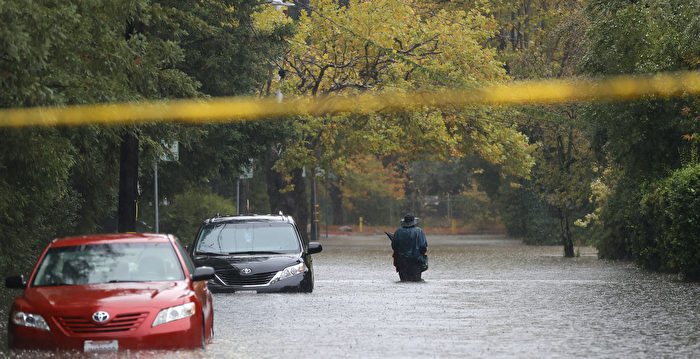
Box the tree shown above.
[117,0,295,231]
[339,155,404,225]
[580,0,700,275]
[530,107,595,256]
[134,1,296,230]
[0,0,197,269]
[254,0,535,232]
[0,0,282,271]
[474,0,595,253]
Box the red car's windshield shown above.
[32,242,185,286]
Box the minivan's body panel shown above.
[191,215,322,293]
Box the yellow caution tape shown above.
[1,71,698,128]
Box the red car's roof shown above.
[50,233,174,247]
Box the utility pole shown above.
[238,159,254,215]
[154,160,159,233]
[118,132,139,233]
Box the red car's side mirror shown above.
[5,275,27,289]
[192,266,215,282]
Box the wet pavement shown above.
[3,234,699,358]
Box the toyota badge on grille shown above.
[92,311,110,323]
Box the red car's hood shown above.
[19,282,192,311]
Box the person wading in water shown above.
[391,213,428,282]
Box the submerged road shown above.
[3,234,699,358]
[207,234,699,358]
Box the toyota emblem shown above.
[240,268,252,275]
[92,311,110,323]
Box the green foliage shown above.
[137,1,296,219]
[590,185,636,260]
[0,0,291,274]
[583,0,700,75]
[638,165,700,281]
[156,187,236,246]
[581,0,700,275]
[0,130,80,275]
[266,0,536,232]
[477,0,594,252]
[406,158,503,229]
[581,0,700,178]
[496,183,560,245]
[169,0,294,97]
[140,121,294,206]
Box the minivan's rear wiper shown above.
[230,251,283,255]
[195,251,229,256]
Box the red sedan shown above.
[5,233,215,352]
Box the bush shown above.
[157,187,236,246]
[497,185,560,245]
[640,164,700,281]
[522,197,560,245]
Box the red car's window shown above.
[32,242,185,286]
[173,238,195,275]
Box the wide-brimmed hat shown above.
[400,213,419,227]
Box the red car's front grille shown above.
[58,312,148,334]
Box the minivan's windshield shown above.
[32,242,185,286]
[195,222,301,255]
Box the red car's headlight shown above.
[152,303,196,327]
[11,310,50,331]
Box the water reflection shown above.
[2,235,698,358]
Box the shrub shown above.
[641,164,700,281]
[159,187,236,246]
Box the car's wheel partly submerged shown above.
[299,271,314,293]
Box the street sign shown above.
[160,140,179,161]
[239,158,254,179]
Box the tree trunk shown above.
[118,132,139,233]
[310,176,318,242]
[561,209,574,257]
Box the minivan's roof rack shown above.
[203,213,295,225]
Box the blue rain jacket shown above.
[392,226,428,262]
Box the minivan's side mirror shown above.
[308,242,322,254]
[192,266,215,282]
[5,275,26,289]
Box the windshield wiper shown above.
[195,251,229,256]
[230,251,283,255]
[37,282,70,287]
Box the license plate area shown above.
[84,340,118,352]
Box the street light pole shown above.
[313,176,318,241]
[236,179,240,215]
[154,160,159,233]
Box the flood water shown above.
[3,234,699,358]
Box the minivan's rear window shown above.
[195,222,300,254]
